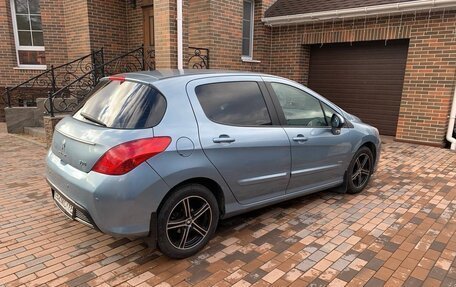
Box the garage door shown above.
[307,39,409,136]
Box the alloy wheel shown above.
[351,153,371,188]
[166,196,212,250]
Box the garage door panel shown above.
[308,39,409,136]
[311,83,406,92]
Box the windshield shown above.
[73,79,166,129]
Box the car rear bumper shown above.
[45,149,169,238]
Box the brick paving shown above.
[0,124,455,286]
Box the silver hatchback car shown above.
[46,70,381,258]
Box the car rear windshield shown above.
[73,79,166,129]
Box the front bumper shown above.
[46,149,169,238]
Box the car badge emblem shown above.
[58,139,67,157]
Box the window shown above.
[195,82,271,126]
[270,83,327,127]
[10,0,46,68]
[321,103,338,126]
[74,80,167,129]
[242,0,254,59]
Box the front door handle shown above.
[292,134,308,142]
[213,134,236,143]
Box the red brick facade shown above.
[0,0,455,146]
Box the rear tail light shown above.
[92,137,171,175]
[108,75,126,83]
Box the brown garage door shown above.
[308,39,409,136]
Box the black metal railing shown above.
[188,47,209,69]
[6,46,210,117]
[3,49,103,108]
[45,46,157,116]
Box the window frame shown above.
[265,81,336,129]
[241,0,254,60]
[10,0,46,70]
[194,80,281,128]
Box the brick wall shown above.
[126,0,144,50]
[0,0,70,89]
[268,10,456,146]
[186,0,276,71]
[63,0,91,59]
[87,0,129,60]
[0,0,71,121]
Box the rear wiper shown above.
[80,112,106,127]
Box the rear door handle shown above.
[292,134,308,142]
[213,134,236,143]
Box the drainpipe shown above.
[446,80,456,150]
[177,0,183,70]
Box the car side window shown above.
[321,103,338,126]
[270,83,327,127]
[195,81,272,126]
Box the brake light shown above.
[108,75,126,82]
[92,137,171,175]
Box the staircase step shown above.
[24,127,45,140]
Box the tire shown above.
[346,147,374,194]
[157,184,219,259]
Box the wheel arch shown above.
[360,141,377,167]
[157,177,226,218]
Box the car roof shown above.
[108,69,276,84]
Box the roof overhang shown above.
[262,0,456,26]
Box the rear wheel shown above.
[157,184,219,259]
[346,147,373,194]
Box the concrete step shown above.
[24,127,45,140]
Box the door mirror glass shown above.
[330,113,345,135]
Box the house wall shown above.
[126,0,144,50]
[269,10,456,146]
[87,0,129,60]
[0,0,70,121]
[196,0,275,72]
[63,0,91,58]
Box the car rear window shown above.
[73,79,166,129]
[195,81,272,126]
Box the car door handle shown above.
[213,135,236,143]
[292,134,308,142]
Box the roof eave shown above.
[262,0,456,26]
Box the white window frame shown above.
[10,0,46,70]
[241,0,254,61]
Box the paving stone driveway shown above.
[0,126,455,287]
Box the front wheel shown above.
[346,147,374,194]
[157,184,219,259]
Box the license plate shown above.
[54,192,74,216]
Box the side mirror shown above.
[330,113,345,135]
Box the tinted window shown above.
[271,83,326,127]
[321,103,337,126]
[196,82,271,126]
[74,80,166,129]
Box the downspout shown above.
[446,80,456,150]
[177,0,183,70]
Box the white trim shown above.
[242,0,255,58]
[177,0,183,70]
[241,57,261,63]
[10,0,46,67]
[14,65,47,70]
[446,78,456,150]
[15,46,45,51]
[262,0,456,26]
